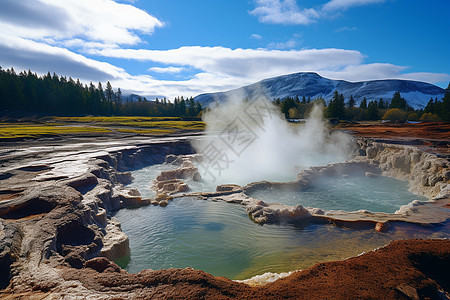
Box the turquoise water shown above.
[115,163,447,280]
[248,175,428,213]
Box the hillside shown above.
[194,72,445,109]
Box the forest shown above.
[275,84,450,122]
[1,66,449,122]
[0,67,202,117]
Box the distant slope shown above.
[194,72,445,109]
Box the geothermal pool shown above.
[114,163,447,280]
[247,175,428,213]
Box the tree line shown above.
[274,84,450,122]
[0,67,203,117]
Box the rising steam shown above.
[193,92,354,186]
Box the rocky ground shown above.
[0,122,449,299]
[339,121,450,156]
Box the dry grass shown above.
[0,116,204,139]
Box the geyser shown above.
[192,94,353,186]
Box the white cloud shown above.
[267,33,302,49]
[267,38,299,49]
[250,33,263,40]
[250,0,386,25]
[148,66,186,74]
[335,26,358,32]
[323,0,385,11]
[320,63,450,84]
[250,0,320,25]
[0,32,126,82]
[89,46,363,81]
[0,0,446,101]
[397,72,450,84]
[0,0,163,45]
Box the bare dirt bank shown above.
[2,239,449,299]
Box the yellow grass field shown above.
[0,116,205,139]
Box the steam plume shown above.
[193,92,353,186]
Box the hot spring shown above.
[246,174,427,214]
[113,99,448,281]
[113,161,446,280]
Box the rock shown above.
[366,146,378,159]
[100,218,130,261]
[0,221,22,289]
[155,193,169,201]
[375,222,389,232]
[153,179,190,195]
[156,165,197,181]
[216,184,242,193]
[308,207,325,215]
[140,198,151,206]
[95,207,107,226]
[165,154,178,164]
[365,172,378,178]
[116,172,133,184]
[159,200,169,207]
[193,171,202,182]
[247,203,311,224]
[128,189,140,196]
[85,257,123,273]
[65,253,85,269]
[396,284,420,300]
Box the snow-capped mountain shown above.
[194,72,446,109]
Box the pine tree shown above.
[390,91,407,109]
[105,81,113,104]
[116,88,122,103]
[439,82,450,121]
[366,100,379,120]
[359,97,367,109]
[347,95,355,108]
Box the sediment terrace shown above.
[0,134,449,298]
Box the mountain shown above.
[194,72,445,109]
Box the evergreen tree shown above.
[439,82,450,121]
[116,88,122,104]
[179,97,187,116]
[359,97,367,109]
[424,97,435,114]
[188,97,196,116]
[195,102,202,116]
[105,81,113,105]
[390,91,407,109]
[366,100,379,120]
[347,95,355,108]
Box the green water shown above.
[115,163,448,280]
[248,175,429,213]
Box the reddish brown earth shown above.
[338,122,450,140]
[339,122,450,156]
[4,239,446,299]
[36,239,448,299]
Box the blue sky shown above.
[0,0,448,99]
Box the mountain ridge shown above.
[194,72,445,109]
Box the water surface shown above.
[248,175,428,213]
[116,163,447,280]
